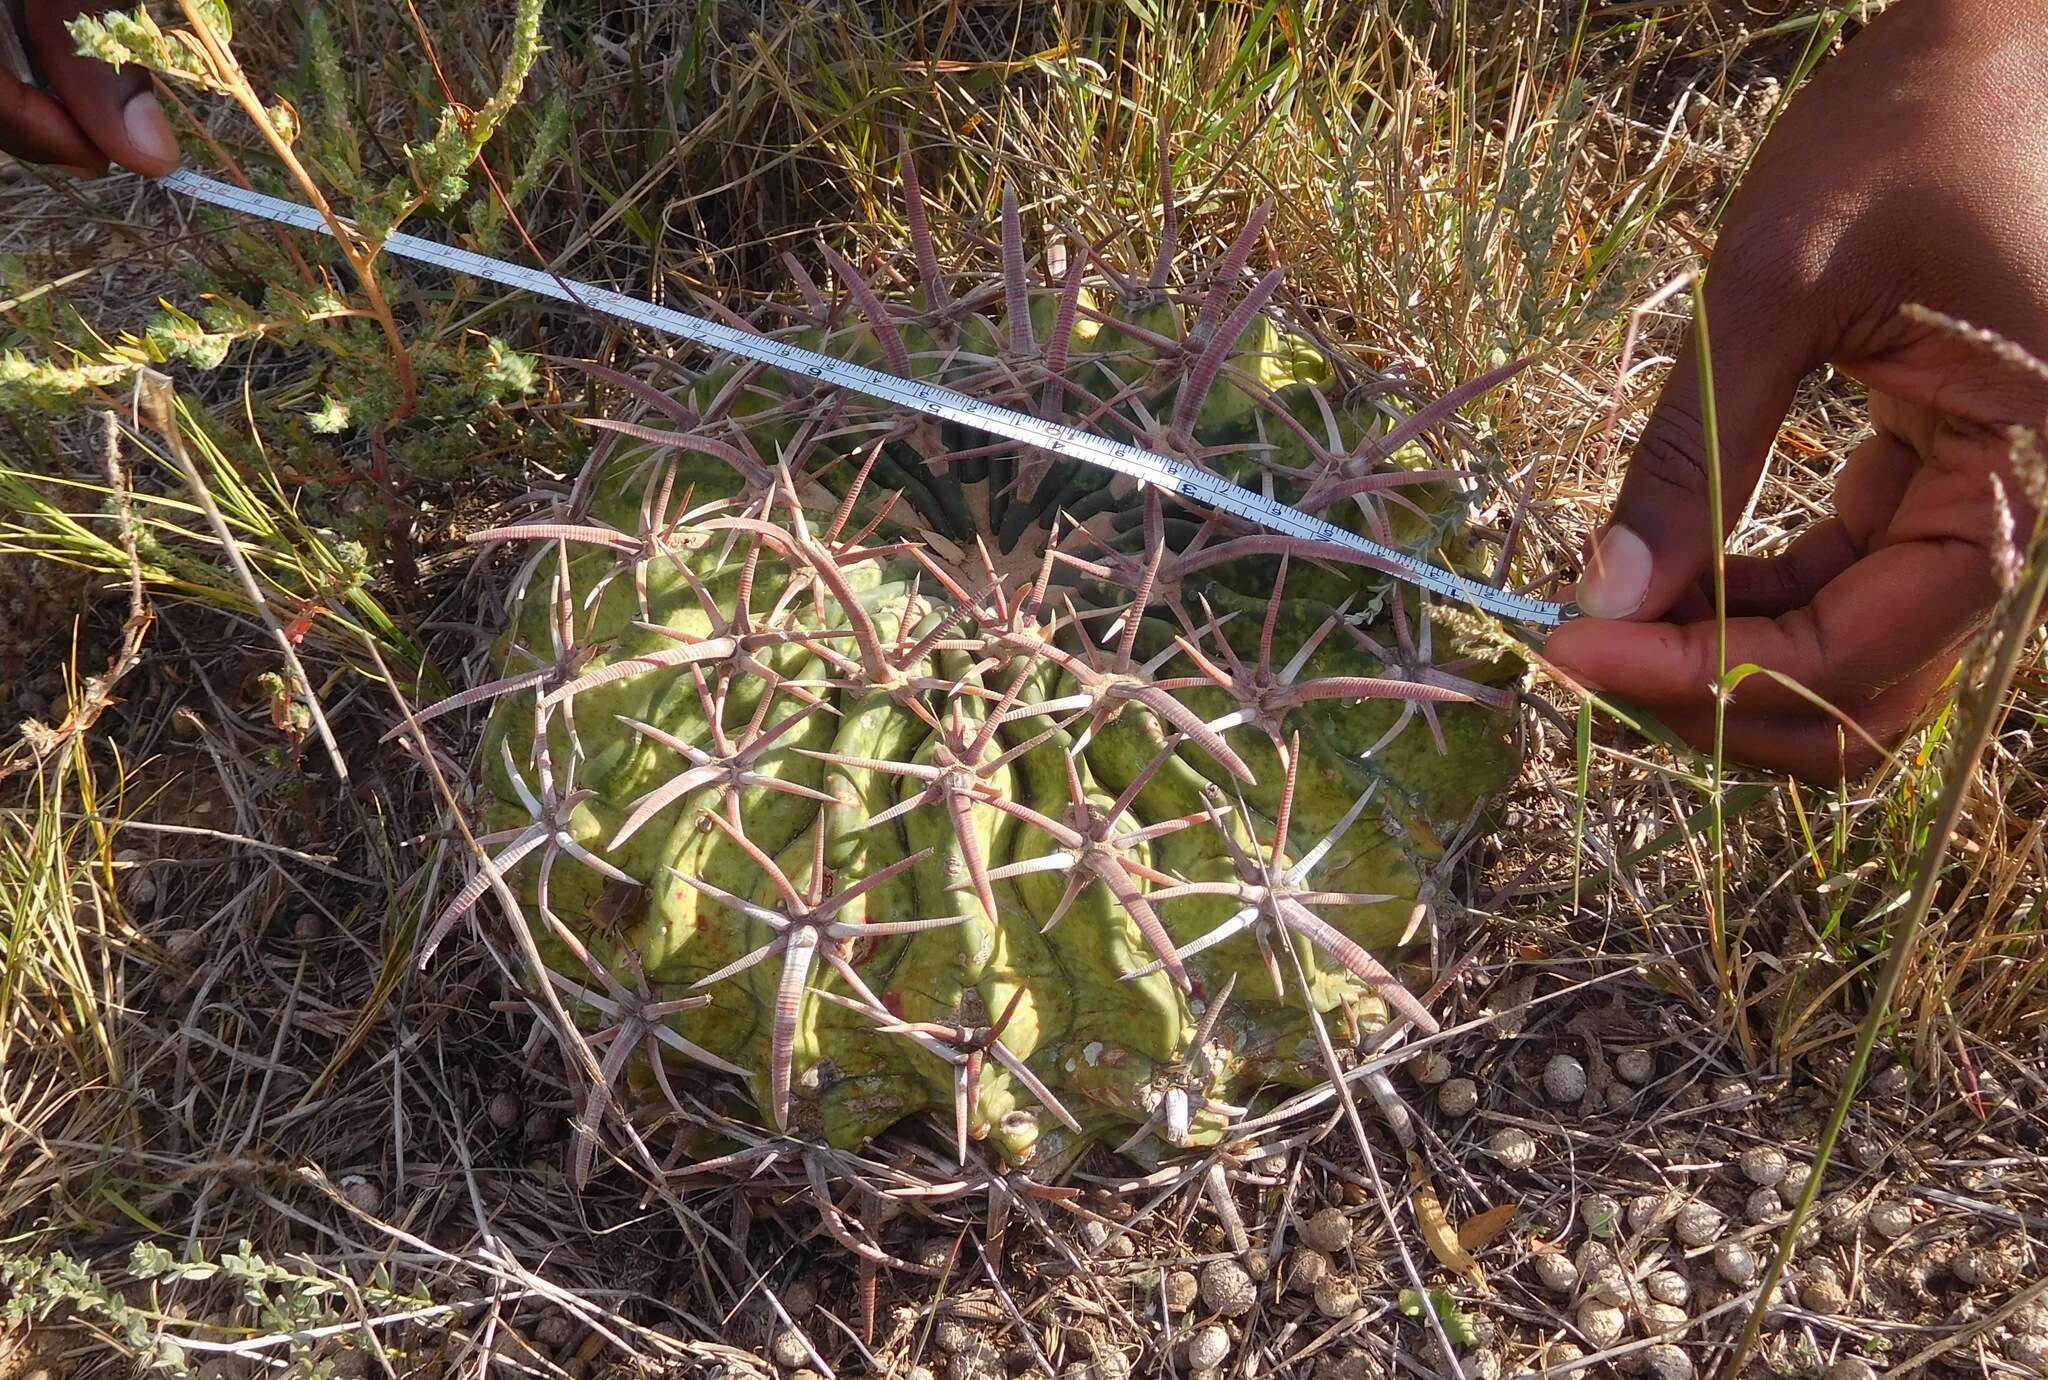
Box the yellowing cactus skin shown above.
[440,168,1521,1170]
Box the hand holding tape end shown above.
[2,1,179,178]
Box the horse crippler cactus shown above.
[421,154,1523,1170]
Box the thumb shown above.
[1577,265,1813,621]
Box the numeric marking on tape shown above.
[158,167,1574,627]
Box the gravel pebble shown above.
[1645,1270,1690,1307]
[1819,1195,1865,1242]
[1302,1207,1350,1253]
[1674,1200,1723,1248]
[770,1330,811,1370]
[1614,1049,1656,1085]
[1583,1194,1624,1239]
[1313,1274,1360,1319]
[1575,1240,1618,1276]
[1576,1301,1626,1348]
[1776,1161,1813,1207]
[1163,1270,1198,1311]
[1824,1360,1877,1380]
[487,1091,521,1129]
[1642,1343,1694,1380]
[1532,1251,1579,1293]
[1628,1193,1669,1235]
[2004,1333,2048,1371]
[1544,1055,1589,1103]
[1800,1273,1846,1314]
[1739,1146,1787,1186]
[1585,1265,1632,1305]
[1200,1259,1256,1318]
[1639,1301,1690,1333]
[1437,1078,1479,1117]
[1412,1050,1453,1085]
[1950,1248,1989,1287]
[339,1175,382,1216]
[1489,1126,1537,1169]
[1184,1325,1230,1371]
[1868,1200,1913,1239]
[1287,1248,1332,1293]
[1745,1187,1784,1224]
[1714,1240,1757,1285]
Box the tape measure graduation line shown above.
[158,167,1575,628]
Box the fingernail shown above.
[1576,524,1652,619]
[123,93,178,170]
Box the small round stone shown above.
[1544,1055,1589,1103]
[1639,1301,1690,1333]
[339,1174,382,1216]
[1800,1273,1846,1314]
[1583,1193,1624,1239]
[1642,1343,1694,1380]
[1674,1200,1723,1249]
[1184,1325,1230,1372]
[1845,1133,1888,1170]
[1187,1372,1220,1380]
[1628,1193,1670,1235]
[1287,1248,1332,1293]
[1745,1187,1784,1224]
[1576,1301,1626,1348]
[1776,1160,1813,1207]
[2005,1333,2048,1370]
[1819,1195,1864,1243]
[1313,1274,1360,1319]
[1714,1240,1757,1285]
[1489,1126,1537,1169]
[1532,1251,1579,1293]
[1867,1201,1912,1240]
[1162,1270,1199,1311]
[1824,1360,1877,1380]
[770,1329,810,1370]
[934,1322,976,1355]
[1869,1063,1910,1100]
[487,1090,521,1129]
[779,1278,818,1322]
[534,1312,575,1348]
[1548,1343,1586,1368]
[1645,1270,1691,1307]
[1437,1078,1479,1118]
[1614,1049,1656,1085]
[1465,1351,1503,1380]
[1412,1050,1454,1085]
[1575,1239,1618,1276]
[1585,1265,1631,1305]
[1739,1146,1787,1187]
[1080,1220,1113,1254]
[1199,1259,1255,1318]
[1301,1207,1351,1254]
[1950,1248,1990,1287]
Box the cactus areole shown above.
[443,163,1521,1170]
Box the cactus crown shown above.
[416,143,1522,1172]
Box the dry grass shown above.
[2,3,2045,1379]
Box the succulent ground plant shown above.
[421,147,1524,1170]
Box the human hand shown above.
[1,0,177,177]
[1546,0,2048,783]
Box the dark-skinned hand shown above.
[1,0,177,176]
[1546,0,2048,783]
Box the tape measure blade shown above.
[156,169,1570,628]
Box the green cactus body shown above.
[450,175,1521,1171]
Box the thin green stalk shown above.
[1693,279,1734,1010]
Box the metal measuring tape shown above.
[157,168,1574,628]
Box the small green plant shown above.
[1,1239,428,1377]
